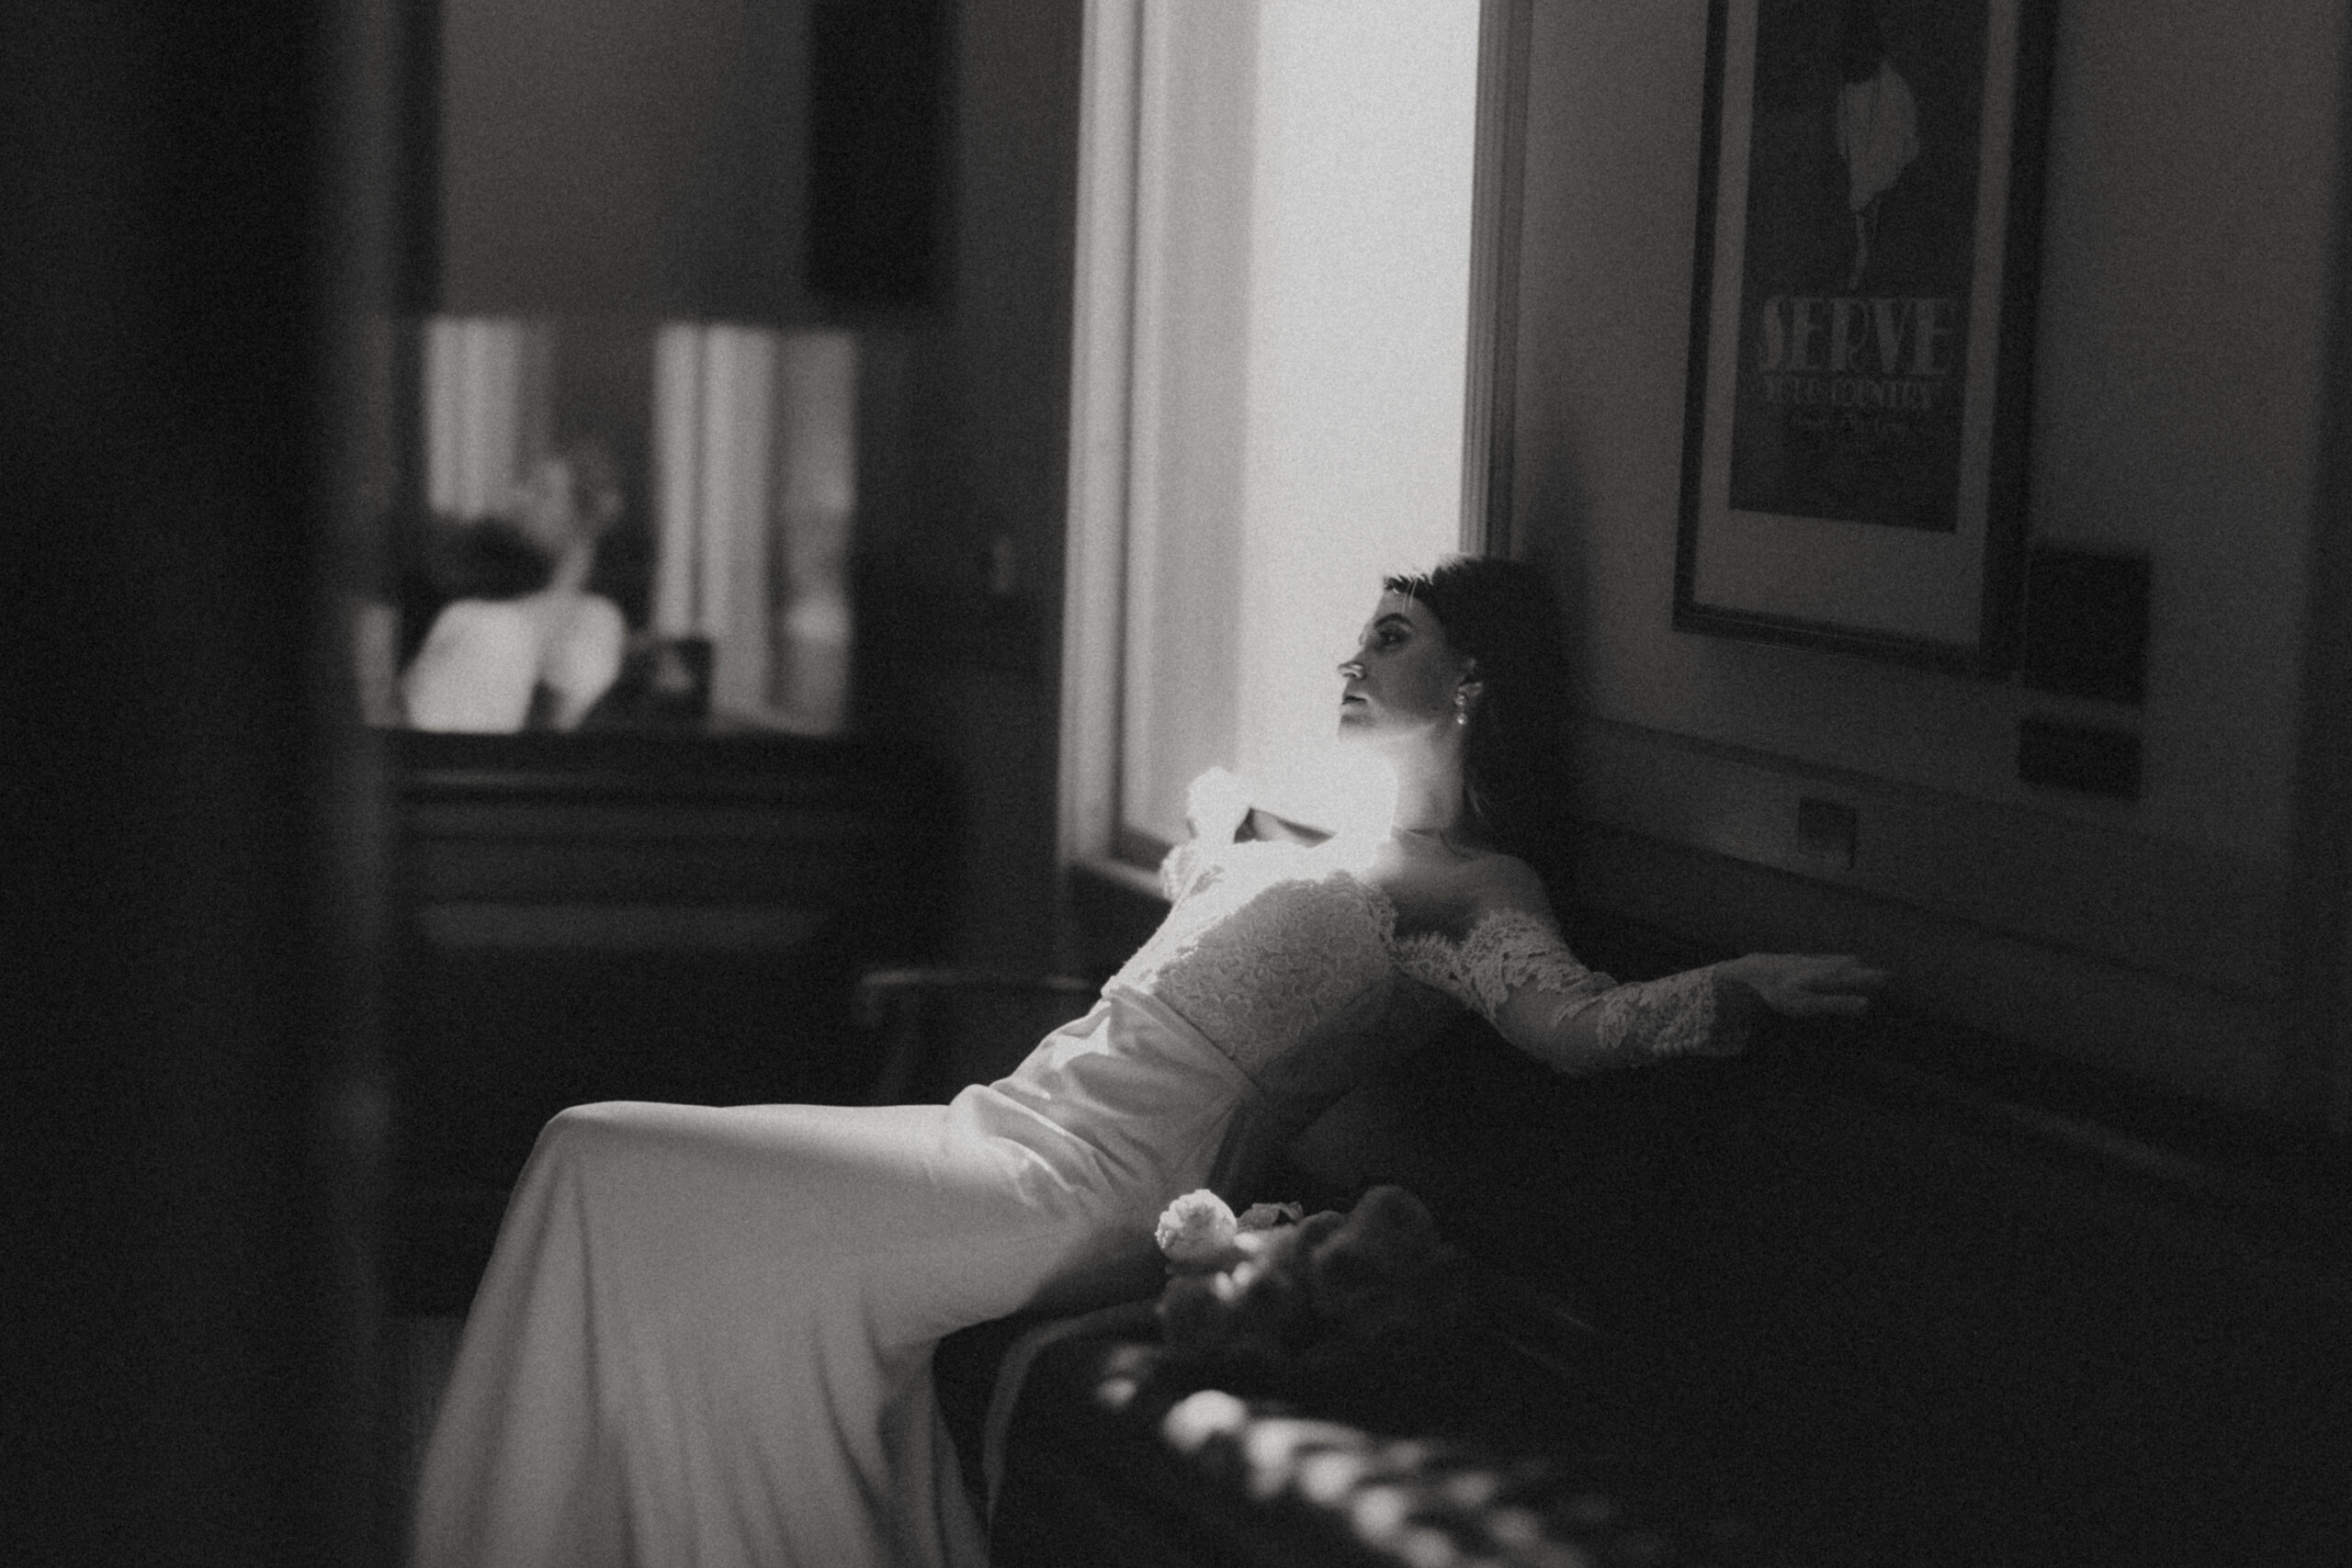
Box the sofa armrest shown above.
[986,1297,1769,1568]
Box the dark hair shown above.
[424,515,556,603]
[1383,555,1576,879]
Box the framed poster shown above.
[1674,0,2056,671]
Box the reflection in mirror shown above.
[356,314,860,737]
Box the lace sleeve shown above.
[1409,910,1730,1075]
[1159,840,1204,901]
[1158,836,1244,903]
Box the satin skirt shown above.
[409,982,1278,1568]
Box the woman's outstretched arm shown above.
[1436,859,1887,1075]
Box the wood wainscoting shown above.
[1566,716,2288,1116]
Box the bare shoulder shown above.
[1369,838,1561,941]
[1458,851,1556,921]
[422,597,537,655]
[571,592,627,637]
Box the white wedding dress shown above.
[409,834,1720,1568]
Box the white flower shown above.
[1154,1188,1238,1266]
[1161,1389,1249,1453]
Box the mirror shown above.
[353,313,889,737]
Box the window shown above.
[1060,0,1492,871]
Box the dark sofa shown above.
[928,922,2351,1568]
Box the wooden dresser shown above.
[385,728,952,1308]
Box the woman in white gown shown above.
[409,556,1886,1568]
[400,444,629,734]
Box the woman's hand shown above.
[1717,953,1889,1022]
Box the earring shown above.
[1454,692,1469,726]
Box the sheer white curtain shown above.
[423,315,555,519]
[652,323,858,732]
[1083,0,1483,855]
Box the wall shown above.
[1513,0,2346,1114]
[6,5,393,1556]
[876,0,1087,974]
[437,0,808,318]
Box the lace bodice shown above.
[1121,838,1722,1108]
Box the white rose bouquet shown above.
[1153,1190,1306,1272]
[1154,1190,1239,1268]
[1149,1185,1461,1372]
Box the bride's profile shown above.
[408,554,1887,1568]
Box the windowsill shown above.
[1067,853,1166,906]
[1062,854,1171,977]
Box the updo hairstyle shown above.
[1382,555,1576,877]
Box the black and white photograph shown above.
[8,3,2348,1567]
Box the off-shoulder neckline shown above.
[1238,837,1553,954]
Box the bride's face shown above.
[1336,592,1472,742]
